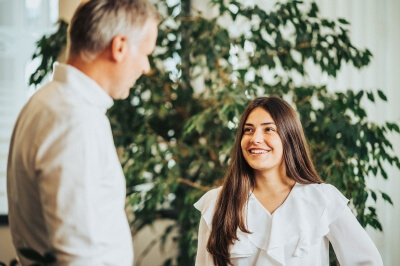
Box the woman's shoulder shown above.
[284,182,350,234]
[193,186,222,214]
[193,187,223,229]
[264,182,350,235]
[295,182,348,204]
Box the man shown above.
[7,0,160,265]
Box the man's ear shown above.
[111,34,128,62]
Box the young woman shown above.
[194,96,383,266]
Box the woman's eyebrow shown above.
[244,122,276,126]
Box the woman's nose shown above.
[251,129,263,144]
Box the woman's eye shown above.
[244,128,253,133]
[265,127,275,132]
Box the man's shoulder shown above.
[28,81,93,120]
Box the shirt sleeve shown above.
[326,207,383,266]
[35,115,104,265]
[195,215,214,266]
[194,188,222,266]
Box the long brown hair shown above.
[206,96,322,266]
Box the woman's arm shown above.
[327,207,383,266]
[196,216,214,266]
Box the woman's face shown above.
[240,107,285,175]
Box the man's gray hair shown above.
[68,0,160,62]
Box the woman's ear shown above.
[110,34,128,62]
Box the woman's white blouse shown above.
[194,183,383,266]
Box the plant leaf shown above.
[377,90,387,101]
[381,192,393,205]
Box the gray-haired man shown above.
[7,0,160,265]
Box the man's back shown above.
[7,64,133,265]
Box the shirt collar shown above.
[52,62,114,112]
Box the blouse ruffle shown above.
[194,183,349,265]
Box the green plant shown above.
[29,20,68,86]
[29,0,400,265]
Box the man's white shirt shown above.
[7,63,134,266]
